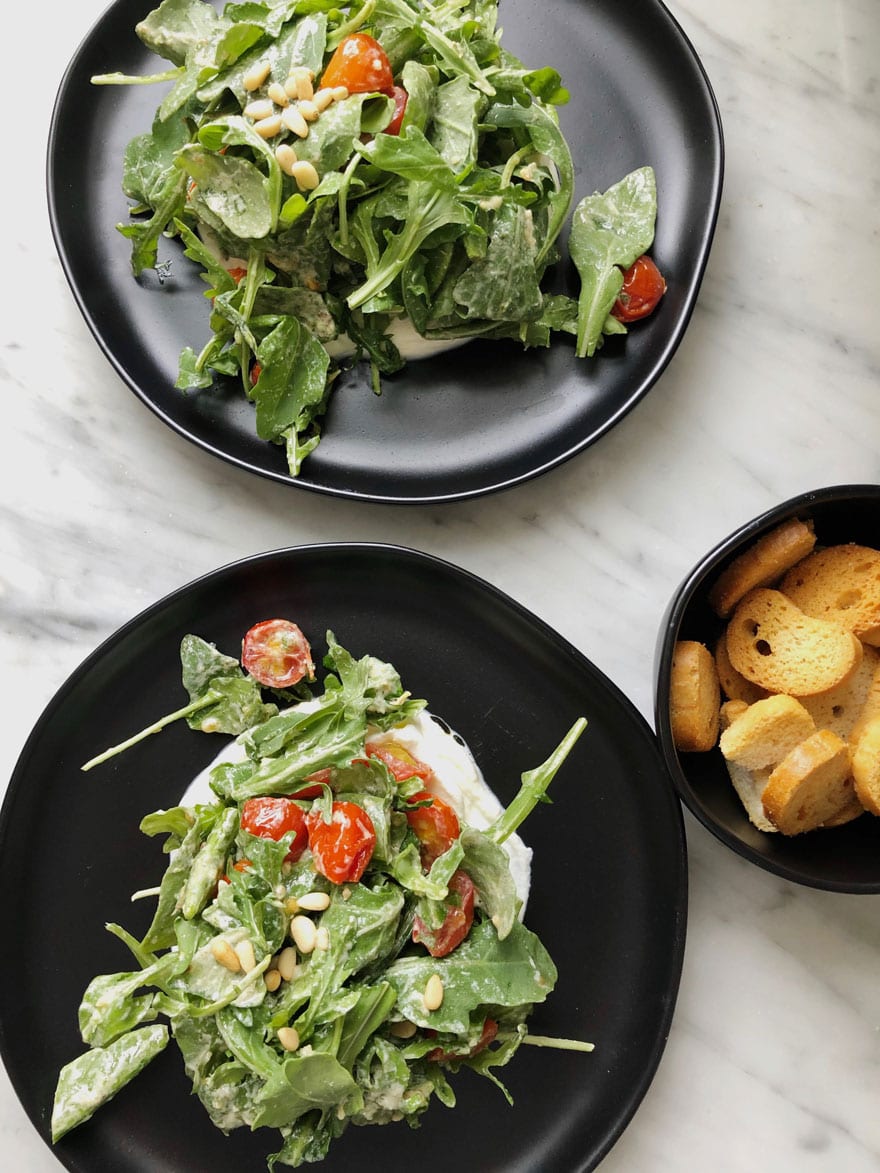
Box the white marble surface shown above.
[2,0,879,1168]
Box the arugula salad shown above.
[52,619,590,1167]
[95,0,665,475]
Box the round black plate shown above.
[2,545,685,1171]
[47,0,722,503]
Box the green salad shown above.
[95,0,664,474]
[52,619,590,1167]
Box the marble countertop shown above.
[3,0,879,1168]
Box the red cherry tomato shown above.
[365,741,434,784]
[406,790,460,867]
[413,870,475,957]
[611,254,666,322]
[306,800,376,884]
[241,619,314,689]
[290,768,332,800]
[240,797,308,862]
[427,1016,498,1062]
[383,85,408,135]
[320,33,394,94]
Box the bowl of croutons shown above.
[654,484,880,891]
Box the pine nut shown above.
[267,82,289,107]
[243,60,271,92]
[234,938,256,974]
[315,926,330,950]
[313,88,334,112]
[423,973,444,1012]
[254,114,283,139]
[290,160,320,192]
[341,887,351,901]
[277,1026,300,1052]
[331,86,349,102]
[277,946,297,982]
[298,99,319,122]
[275,144,299,176]
[390,1020,417,1038]
[286,67,314,101]
[281,106,309,138]
[297,891,330,912]
[264,968,282,992]
[210,939,241,973]
[290,914,317,953]
[244,98,275,121]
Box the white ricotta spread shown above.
[179,705,532,910]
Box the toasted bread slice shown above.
[850,653,880,745]
[796,645,880,740]
[762,729,854,835]
[719,694,816,771]
[780,544,880,645]
[669,640,720,752]
[714,631,768,704]
[726,588,862,696]
[708,517,816,619]
[850,715,880,817]
[819,793,866,828]
[724,760,775,831]
[719,699,749,731]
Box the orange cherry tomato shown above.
[240,797,308,862]
[306,800,376,884]
[249,362,262,387]
[320,33,394,94]
[413,869,475,957]
[383,85,408,135]
[241,619,314,689]
[365,740,433,783]
[405,790,460,866]
[611,254,666,322]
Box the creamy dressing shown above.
[322,316,470,363]
[179,705,532,909]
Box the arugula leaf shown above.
[384,919,557,1034]
[51,1025,169,1142]
[569,165,658,357]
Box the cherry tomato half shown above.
[240,797,308,862]
[406,790,460,867]
[412,869,475,957]
[320,33,393,94]
[611,254,666,323]
[241,619,314,689]
[365,740,434,784]
[383,85,408,135]
[306,800,376,884]
[427,1016,498,1063]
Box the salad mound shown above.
[95,0,664,475]
[52,621,590,1168]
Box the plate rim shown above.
[2,541,688,1171]
[45,0,724,505]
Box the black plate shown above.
[2,545,685,1171]
[654,484,880,893]
[47,0,722,503]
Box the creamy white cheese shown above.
[179,706,532,909]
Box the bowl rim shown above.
[654,482,880,892]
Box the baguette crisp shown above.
[707,517,816,619]
[780,544,880,646]
[670,640,721,752]
[726,588,862,696]
[762,730,854,836]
